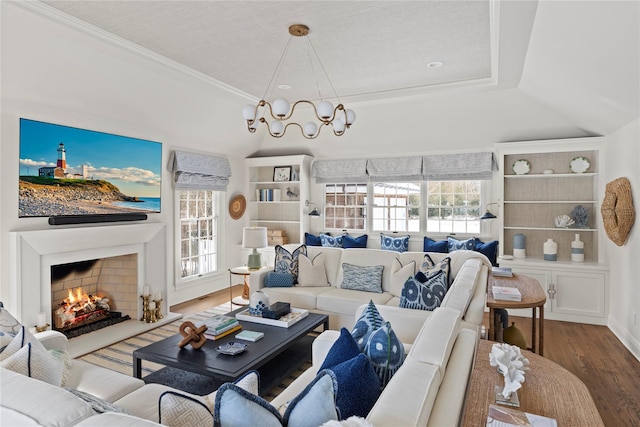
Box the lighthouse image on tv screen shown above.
[19,118,162,218]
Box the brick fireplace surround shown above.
[8,222,181,357]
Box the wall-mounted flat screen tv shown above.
[19,118,162,218]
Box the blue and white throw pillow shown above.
[341,264,384,293]
[363,321,405,388]
[0,304,21,352]
[351,301,385,351]
[264,272,295,288]
[380,233,409,253]
[274,245,307,283]
[214,369,339,427]
[320,234,344,248]
[399,271,448,311]
[447,236,477,252]
[419,255,452,288]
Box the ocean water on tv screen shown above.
[112,197,161,212]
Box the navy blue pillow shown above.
[423,237,449,253]
[342,234,368,249]
[475,239,499,266]
[305,232,330,247]
[264,272,295,287]
[320,328,361,371]
[328,353,381,419]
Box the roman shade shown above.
[168,151,232,190]
[367,157,423,182]
[422,152,497,181]
[311,159,369,183]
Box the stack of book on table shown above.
[492,285,522,302]
[492,266,513,277]
[199,315,241,340]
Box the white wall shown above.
[0,2,255,308]
[605,118,640,360]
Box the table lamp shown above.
[243,227,268,270]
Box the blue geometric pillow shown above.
[264,272,295,288]
[274,245,307,283]
[214,369,338,427]
[351,301,384,351]
[447,236,477,252]
[341,264,383,293]
[399,271,447,311]
[320,234,344,248]
[423,236,449,253]
[342,234,368,249]
[380,233,409,253]
[419,255,452,289]
[474,239,499,266]
[363,321,405,388]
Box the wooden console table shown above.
[461,340,604,426]
[488,273,546,355]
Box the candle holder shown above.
[35,324,50,333]
[154,299,163,321]
[140,295,155,323]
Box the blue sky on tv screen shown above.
[19,118,161,198]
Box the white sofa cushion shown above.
[316,288,392,317]
[335,249,400,292]
[66,358,145,403]
[297,253,330,287]
[1,367,95,427]
[75,413,164,426]
[407,307,461,375]
[262,286,330,311]
[390,258,416,298]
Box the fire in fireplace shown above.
[50,256,138,338]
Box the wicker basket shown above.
[601,177,635,246]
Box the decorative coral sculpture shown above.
[554,214,575,228]
[571,205,589,228]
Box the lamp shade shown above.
[243,227,268,249]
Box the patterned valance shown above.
[168,151,231,190]
[422,152,497,181]
[367,157,423,182]
[311,159,369,183]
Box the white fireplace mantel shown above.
[8,222,168,330]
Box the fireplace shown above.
[9,223,181,357]
[51,255,138,338]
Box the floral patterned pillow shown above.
[274,245,307,283]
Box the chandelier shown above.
[242,24,356,139]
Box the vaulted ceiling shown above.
[37,1,640,157]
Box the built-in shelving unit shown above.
[245,155,313,246]
[495,138,609,325]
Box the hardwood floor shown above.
[171,290,640,426]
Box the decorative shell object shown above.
[554,214,575,228]
[571,205,589,228]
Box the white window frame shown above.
[322,183,367,231]
[174,189,223,287]
[322,180,493,238]
[371,182,421,233]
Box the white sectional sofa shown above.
[270,305,478,426]
[250,245,491,330]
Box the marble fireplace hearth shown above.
[8,222,181,357]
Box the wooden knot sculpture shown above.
[178,321,208,349]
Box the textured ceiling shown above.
[42,1,493,102]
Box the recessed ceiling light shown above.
[427,61,444,69]
[277,84,292,90]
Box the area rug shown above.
[77,304,312,401]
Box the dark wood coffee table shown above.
[132,310,329,388]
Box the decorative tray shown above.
[236,307,308,328]
[215,342,248,355]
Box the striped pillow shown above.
[341,263,384,293]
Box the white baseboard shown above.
[608,317,640,362]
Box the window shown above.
[372,182,420,232]
[323,183,367,230]
[426,180,481,234]
[177,190,220,281]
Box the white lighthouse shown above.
[56,143,67,172]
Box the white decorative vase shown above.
[543,238,557,261]
[249,291,270,316]
[571,234,584,262]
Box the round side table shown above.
[229,266,257,308]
